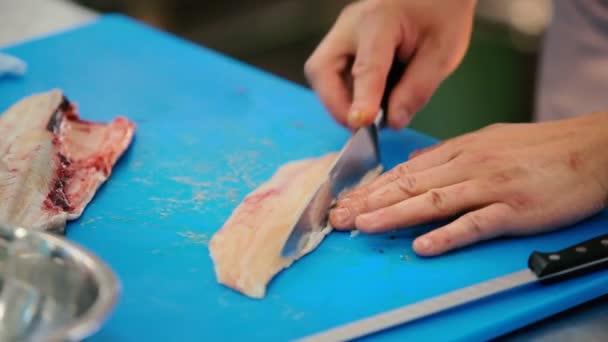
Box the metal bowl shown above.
[0,225,120,342]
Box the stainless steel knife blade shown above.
[280,59,406,258]
[280,113,383,258]
[296,270,538,342]
[280,58,406,258]
[295,233,608,341]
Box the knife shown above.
[281,60,407,258]
[296,233,608,341]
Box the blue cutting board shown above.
[1,15,607,342]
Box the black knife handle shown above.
[378,58,407,129]
[528,233,608,284]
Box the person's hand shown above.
[304,0,477,129]
[329,112,608,256]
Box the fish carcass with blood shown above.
[209,153,381,299]
[0,89,135,233]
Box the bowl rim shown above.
[5,227,121,342]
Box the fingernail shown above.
[393,108,411,128]
[414,237,432,252]
[347,110,364,127]
[330,208,351,226]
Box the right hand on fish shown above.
[304,0,477,129]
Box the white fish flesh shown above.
[209,153,381,298]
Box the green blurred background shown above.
[74,0,547,140]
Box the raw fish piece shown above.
[0,89,135,233]
[209,153,381,298]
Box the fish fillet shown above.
[0,89,135,233]
[209,153,381,299]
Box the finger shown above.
[387,35,463,129]
[337,139,457,202]
[407,131,474,161]
[413,203,514,256]
[347,15,400,127]
[365,160,469,210]
[304,13,356,126]
[354,180,492,233]
[330,160,468,229]
[409,141,445,159]
[307,62,352,127]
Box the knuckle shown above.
[351,59,383,78]
[466,212,486,238]
[339,2,359,17]
[489,171,512,184]
[303,57,320,78]
[427,189,447,212]
[454,132,478,146]
[483,123,507,131]
[397,176,417,194]
[437,51,461,75]
[396,164,417,195]
[469,151,496,165]
[339,193,371,214]
[407,83,433,111]
[409,148,425,159]
[395,173,417,195]
[508,192,533,210]
[425,36,460,74]
[396,163,412,178]
[435,54,454,74]
[567,151,583,171]
[352,195,372,213]
[433,230,453,251]
[359,0,386,17]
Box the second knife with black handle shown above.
[297,233,608,342]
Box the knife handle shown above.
[378,58,407,129]
[528,233,608,284]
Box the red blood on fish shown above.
[0,89,135,233]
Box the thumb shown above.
[387,37,464,129]
[347,20,399,128]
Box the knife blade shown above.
[280,112,383,258]
[281,60,407,258]
[296,233,608,341]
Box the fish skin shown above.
[0,89,135,233]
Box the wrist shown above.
[585,111,608,195]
